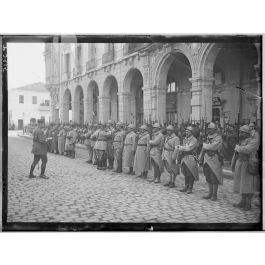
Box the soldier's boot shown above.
[39,163,49,179]
[154,171,161,183]
[187,180,194,194]
[142,171,148,179]
[243,194,253,211]
[129,167,135,175]
[233,194,246,208]
[168,174,176,188]
[180,175,189,192]
[148,169,156,182]
[29,164,36,178]
[211,184,218,201]
[203,183,213,199]
[108,158,114,170]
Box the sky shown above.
[7,43,45,89]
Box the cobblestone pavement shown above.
[7,131,261,223]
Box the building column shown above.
[72,100,80,124]
[189,76,214,122]
[151,86,166,123]
[98,96,111,123]
[254,64,261,127]
[84,98,93,124]
[50,99,57,123]
[118,92,130,123]
[142,86,152,122]
[61,102,69,123]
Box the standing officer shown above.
[94,124,108,170]
[113,122,125,173]
[84,126,93,163]
[176,126,199,194]
[122,124,137,174]
[133,124,150,179]
[162,125,180,188]
[232,125,260,210]
[106,121,115,170]
[57,126,65,155]
[199,122,223,201]
[149,123,164,183]
[91,124,100,165]
[29,119,49,179]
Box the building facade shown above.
[44,41,261,127]
[8,82,51,129]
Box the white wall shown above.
[8,90,51,128]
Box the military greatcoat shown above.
[122,130,137,169]
[149,131,164,172]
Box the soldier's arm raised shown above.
[203,135,222,151]
[236,138,259,154]
[179,138,197,151]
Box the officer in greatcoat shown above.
[199,122,223,201]
[94,124,108,170]
[231,125,260,210]
[122,124,137,174]
[133,124,150,179]
[113,122,125,173]
[29,119,49,179]
[84,126,93,163]
[57,126,66,155]
[106,121,115,170]
[149,123,164,183]
[176,126,199,194]
[91,124,100,165]
[162,125,180,188]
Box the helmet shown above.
[127,124,135,129]
[166,125,174,131]
[116,122,123,127]
[139,124,149,131]
[152,123,161,129]
[239,125,251,134]
[186,126,193,132]
[208,122,216,130]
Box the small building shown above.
[8,82,51,129]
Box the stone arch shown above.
[153,51,193,123]
[62,88,72,123]
[199,43,259,124]
[101,75,119,122]
[85,80,99,123]
[72,85,84,124]
[123,67,144,124]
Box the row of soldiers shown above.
[37,119,260,211]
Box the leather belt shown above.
[124,144,132,146]
[97,139,106,141]
[164,148,174,151]
[137,144,147,146]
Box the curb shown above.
[17,134,234,180]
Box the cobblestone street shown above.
[7,131,261,223]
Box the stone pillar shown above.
[72,100,80,124]
[98,96,111,123]
[254,64,261,127]
[189,76,214,122]
[50,99,57,123]
[151,86,166,123]
[61,102,69,123]
[118,92,130,123]
[143,86,152,122]
[84,98,93,124]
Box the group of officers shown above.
[29,119,260,212]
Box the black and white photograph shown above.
[1,35,263,231]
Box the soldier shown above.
[149,123,164,183]
[113,122,125,173]
[84,126,93,163]
[68,126,78,158]
[122,124,137,174]
[106,121,115,170]
[231,125,260,210]
[29,119,49,179]
[199,122,223,201]
[162,125,180,188]
[51,125,59,154]
[176,126,199,194]
[249,122,259,142]
[57,125,66,155]
[64,126,71,156]
[133,124,150,178]
[94,124,108,170]
[91,124,100,165]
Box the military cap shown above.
[166,125,174,131]
[127,124,135,129]
[208,122,217,130]
[139,124,149,131]
[249,122,255,127]
[239,125,251,134]
[153,123,161,129]
[186,126,193,132]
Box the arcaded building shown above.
[44,41,261,127]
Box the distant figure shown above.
[29,119,49,179]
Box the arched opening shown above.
[209,43,259,125]
[157,52,192,124]
[124,68,144,125]
[87,80,99,123]
[102,75,119,122]
[73,85,84,124]
[62,89,72,123]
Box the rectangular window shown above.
[19,95,24,104]
[44,100,50,106]
[32,96,37,104]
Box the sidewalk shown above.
[17,132,234,179]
